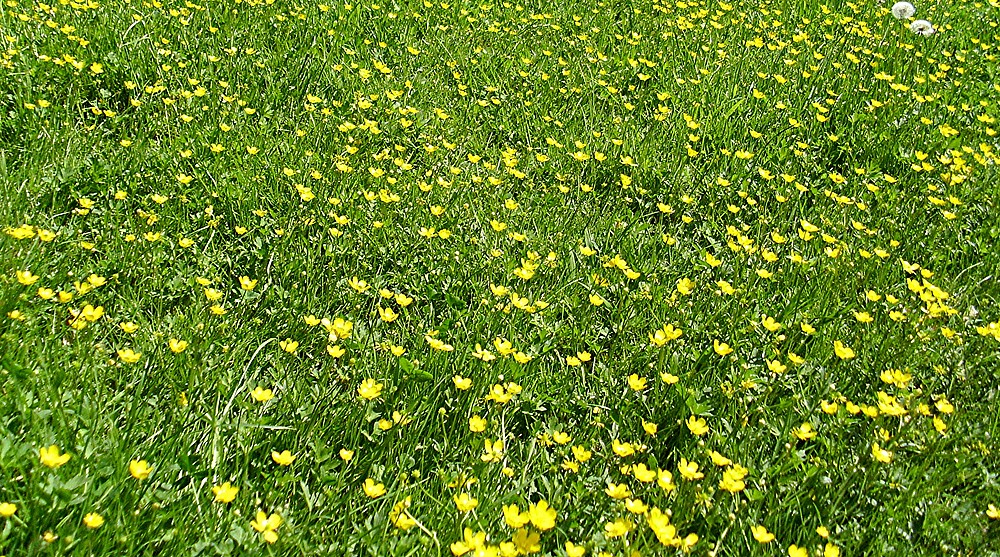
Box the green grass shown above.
[2,0,1000,554]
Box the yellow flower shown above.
[83,512,104,529]
[390,497,417,530]
[649,324,683,346]
[987,504,1000,519]
[833,340,856,360]
[788,545,808,557]
[512,528,541,554]
[661,372,679,384]
[16,270,40,285]
[378,306,399,322]
[612,439,635,457]
[339,448,355,461]
[871,442,893,464]
[632,463,656,483]
[129,459,152,480]
[450,528,487,556]
[657,469,676,492]
[0,502,17,518]
[168,338,188,353]
[117,348,142,363]
[719,468,746,493]
[624,498,648,514]
[250,510,282,533]
[503,504,530,528]
[348,276,370,293]
[792,422,817,441]
[251,386,274,402]
[686,416,709,436]
[363,478,386,498]
[751,525,774,543]
[761,315,782,332]
[278,338,298,353]
[528,500,557,530]
[709,451,732,466]
[453,492,478,512]
[713,339,734,356]
[212,482,239,503]
[627,374,647,391]
[604,518,633,538]
[469,415,487,432]
[358,378,384,400]
[824,543,841,557]
[452,375,472,390]
[239,276,258,290]
[565,541,586,557]
[204,288,223,301]
[481,439,504,463]
[572,445,592,462]
[676,277,695,295]
[271,450,296,466]
[678,458,703,481]
[604,482,631,499]
[39,445,71,468]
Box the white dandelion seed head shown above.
[909,19,935,35]
[891,1,916,19]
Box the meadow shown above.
[2,0,1000,554]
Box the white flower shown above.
[909,19,935,35]
[891,1,916,19]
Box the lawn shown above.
[1,0,1000,554]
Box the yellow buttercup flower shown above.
[627,374,647,391]
[83,512,104,529]
[358,378,383,400]
[271,450,296,466]
[363,478,386,498]
[0,503,17,518]
[713,339,734,356]
[871,442,893,464]
[751,525,774,543]
[117,348,142,363]
[40,445,71,468]
[788,544,808,557]
[129,459,152,480]
[453,492,478,512]
[528,500,557,530]
[678,458,703,481]
[833,340,856,360]
[686,415,709,436]
[16,270,40,285]
[251,386,275,402]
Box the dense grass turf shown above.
[2,0,1000,554]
